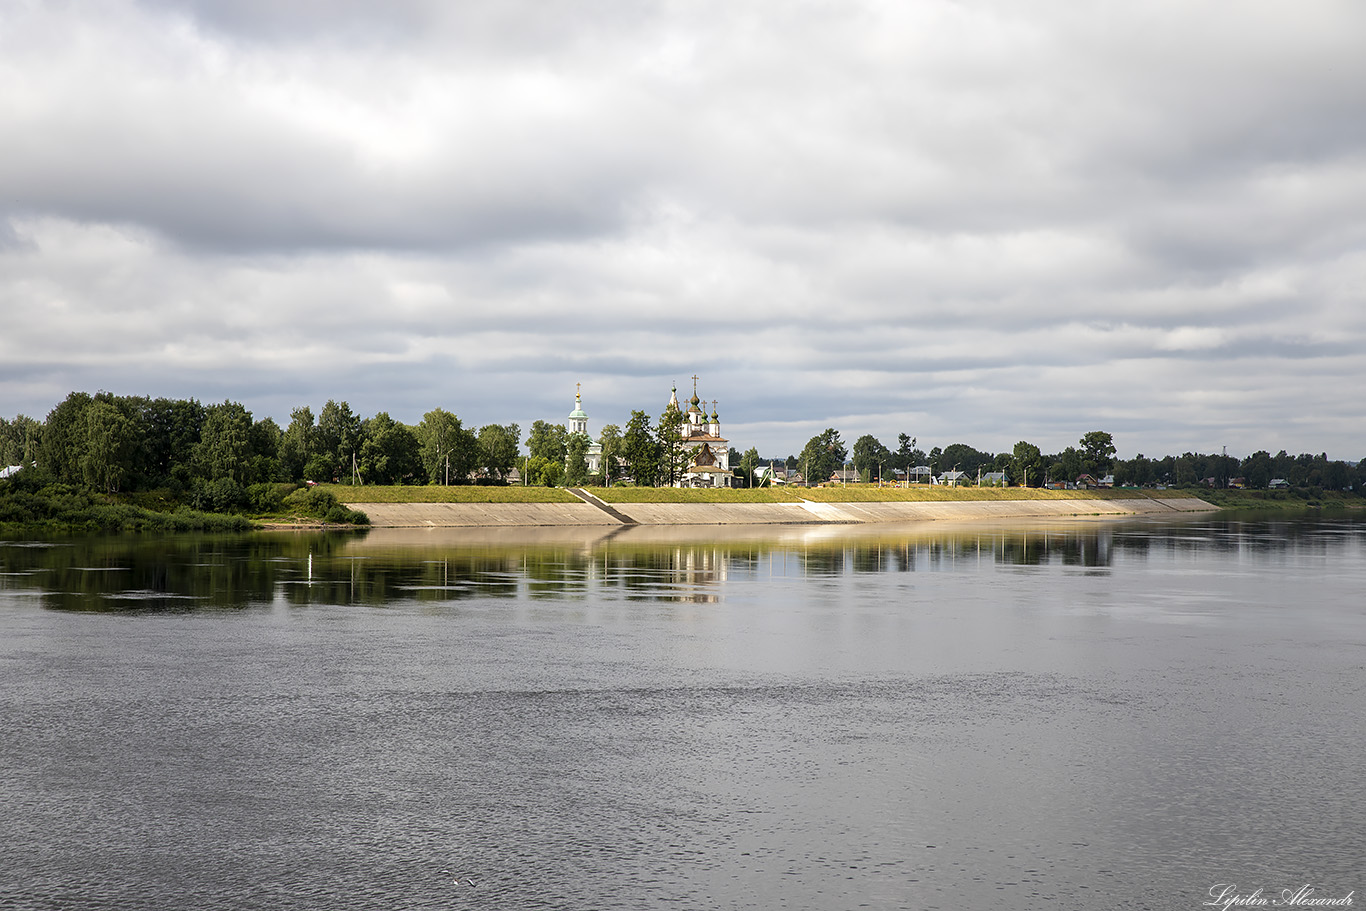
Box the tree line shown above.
[3,393,1361,499]
[0,392,519,511]
[775,429,1364,492]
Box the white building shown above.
[666,378,734,488]
[566,385,603,475]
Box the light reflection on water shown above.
[2,513,1362,613]
[1,513,1364,911]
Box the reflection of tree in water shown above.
[768,528,1129,574]
[14,534,327,612]
[6,515,1362,611]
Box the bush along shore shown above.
[0,470,368,533]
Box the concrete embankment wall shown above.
[351,502,619,527]
[346,496,1215,528]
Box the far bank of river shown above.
[338,488,1218,527]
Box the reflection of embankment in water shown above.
[11,513,1362,611]
[350,511,1299,583]
[334,515,1194,586]
[342,513,1212,556]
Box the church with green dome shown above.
[665,376,733,488]
[563,378,733,486]
[566,384,603,476]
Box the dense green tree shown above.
[656,405,690,486]
[565,434,589,486]
[893,434,926,473]
[852,434,891,482]
[318,400,362,480]
[360,412,422,485]
[40,392,94,484]
[303,455,333,483]
[80,400,134,493]
[246,417,283,483]
[891,433,915,471]
[597,424,622,486]
[418,408,477,484]
[1011,441,1045,487]
[938,443,994,477]
[523,455,563,487]
[1079,431,1117,475]
[197,401,253,483]
[280,406,318,482]
[250,417,281,459]
[1115,453,1155,487]
[1238,451,1272,489]
[141,397,204,488]
[927,446,943,472]
[800,429,846,485]
[1049,446,1084,482]
[477,423,521,481]
[526,420,568,464]
[0,415,41,467]
[620,410,659,486]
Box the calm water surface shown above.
[1,514,1363,910]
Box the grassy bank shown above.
[1191,488,1365,510]
[592,485,1182,503]
[322,484,579,503]
[329,483,1196,505]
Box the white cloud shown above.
[2,0,1365,460]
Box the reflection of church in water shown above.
[667,376,733,488]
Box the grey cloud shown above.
[3,0,1365,460]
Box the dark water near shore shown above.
[1,515,1363,910]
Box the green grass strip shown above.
[323,484,579,504]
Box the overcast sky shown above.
[3,0,1364,460]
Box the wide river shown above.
[1,514,1362,911]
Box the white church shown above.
[665,377,733,488]
[566,385,603,475]
[563,378,734,487]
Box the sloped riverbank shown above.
[344,493,1216,527]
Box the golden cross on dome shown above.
[691,374,699,395]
